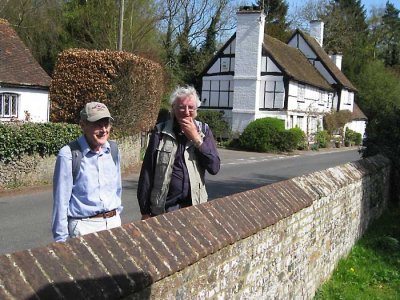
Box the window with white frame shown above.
[318,90,325,106]
[201,80,233,108]
[297,116,304,130]
[0,93,19,118]
[260,80,284,109]
[347,91,353,105]
[298,84,305,102]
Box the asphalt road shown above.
[0,147,361,255]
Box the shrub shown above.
[239,117,285,152]
[288,127,307,150]
[275,130,298,152]
[315,130,330,148]
[0,122,81,163]
[345,128,362,146]
[196,110,230,141]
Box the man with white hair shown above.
[137,85,220,219]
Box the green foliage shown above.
[355,60,400,119]
[344,128,362,146]
[288,127,307,150]
[238,117,301,152]
[0,122,81,163]
[257,0,291,42]
[1,0,162,75]
[315,207,400,299]
[322,0,369,80]
[196,110,230,141]
[315,130,330,148]
[275,130,300,152]
[380,3,400,67]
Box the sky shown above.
[286,0,397,15]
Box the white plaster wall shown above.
[288,37,316,59]
[338,89,354,111]
[346,120,366,137]
[0,86,49,123]
[287,82,331,113]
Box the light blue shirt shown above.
[52,135,122,242]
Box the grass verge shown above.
[314,204,400,299]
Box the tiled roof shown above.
[0,19,51,88]
[294,30,357,91]
[352,102,367,120]
[263,34,333,91]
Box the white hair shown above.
[169,85,201,108]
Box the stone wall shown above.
[0,155,390,299]
[0,135,141,190]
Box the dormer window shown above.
[0,93,19,118]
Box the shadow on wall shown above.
[28,272,153,300]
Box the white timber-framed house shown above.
[200,7,366,138]
[0,19,51,123]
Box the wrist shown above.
[193,137,203,148]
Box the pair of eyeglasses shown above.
[176,105,196,112]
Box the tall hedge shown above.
[50,49,165,134]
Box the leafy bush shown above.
[345,128,362,146]
[324,110,352,135]
[239,117,286,152]
[0,122,81,163]
[288,127,307,150]
[315,130,330,148]
[196,110,230,140]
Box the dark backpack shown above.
[68,140,118,183]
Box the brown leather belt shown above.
[89,209,117,219]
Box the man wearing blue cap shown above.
[52,102,122,242]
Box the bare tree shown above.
[158,0,236,69]
[288,0,330,31]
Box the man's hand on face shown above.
[178,117,199,141]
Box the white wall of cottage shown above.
[0,86,49,123]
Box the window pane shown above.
[275,92,284,108]
[4,95,10,116]
[11,95,17,116]
[265,93,274,108]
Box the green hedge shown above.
[345,128,362,146]
[315,130,330,148]
[238,117,306,152]
[196,110,230,141]
[0,122,81,163]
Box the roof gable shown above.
[352,102,367,120]
[0,19,51,88]
[290,30,356,91]
[263,34,333,91]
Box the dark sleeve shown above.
[195,127,221,175]
[137,129,161,215]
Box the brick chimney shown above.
[232,7,266,132]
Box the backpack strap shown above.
[68,140,82,184]
[68,139,118,184]
[108,140,118,165]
